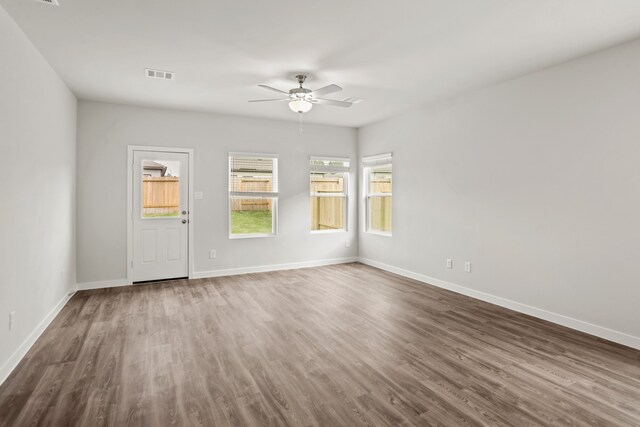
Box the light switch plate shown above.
[194,191,203,200]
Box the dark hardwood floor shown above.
[1,263,639,426]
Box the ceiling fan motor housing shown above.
[290,87,312,98]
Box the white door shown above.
[132,150,189,282]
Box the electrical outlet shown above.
[464,261,472,273]
[9,311,15,331]
[194,191,203,200]
[345,240,350,248]
[446,259,453,269]
[209,250,216,259]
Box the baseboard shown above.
[76,257,359,288]
[193,256,359,279]
[358,257,640,350]
[0,290,75,386]
[76,279,128,291]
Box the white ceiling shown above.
[3,0,640,128]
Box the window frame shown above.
[309,156,350,234]
[228,152,279,239]
[363,153,393,236]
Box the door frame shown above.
[126,145,195,285]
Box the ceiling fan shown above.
[249,75,359,113]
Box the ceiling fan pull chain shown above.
[299,112,304,134]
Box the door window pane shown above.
[142,160,180,218]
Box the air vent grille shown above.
[145,69,175,80]
[36,0,59,5]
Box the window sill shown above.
[229,233,277,239]
[365,230,392,237]
[310,229,347,235]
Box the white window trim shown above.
[363,153,392,236]
[228,153,279,239]
[365,195,392,237]
[310,155,350,163]
[229,152,279,159]
[310,156,350,234]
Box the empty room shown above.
[1,0,640,425]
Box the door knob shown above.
[182,219,187,224]
[182,210,187,215]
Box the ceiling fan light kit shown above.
[250,74,358,114]
[289,98,313,113]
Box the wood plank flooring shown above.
[1,263,639,426]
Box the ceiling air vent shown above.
[36,0,59,5]
[145,69,175,81]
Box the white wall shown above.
[76,101,358,285]
[359,38,640,347]
[0,5,77,380]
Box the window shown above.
[141,159,181,218]
[310,157,350,232]
[229,153,278,237]
[363,153,392,235]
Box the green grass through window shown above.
[231,210,273,234]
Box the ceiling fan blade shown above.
[248,98,288,102]
[258,84,289,95]
[310,84,342,97]
[343,97,365,104]
[312,98,352,108]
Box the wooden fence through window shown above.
[143,177,180,216]
[369,178,392,232]
[311,177,344,230]
[230,178,274,211]
[142,175,390,230]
